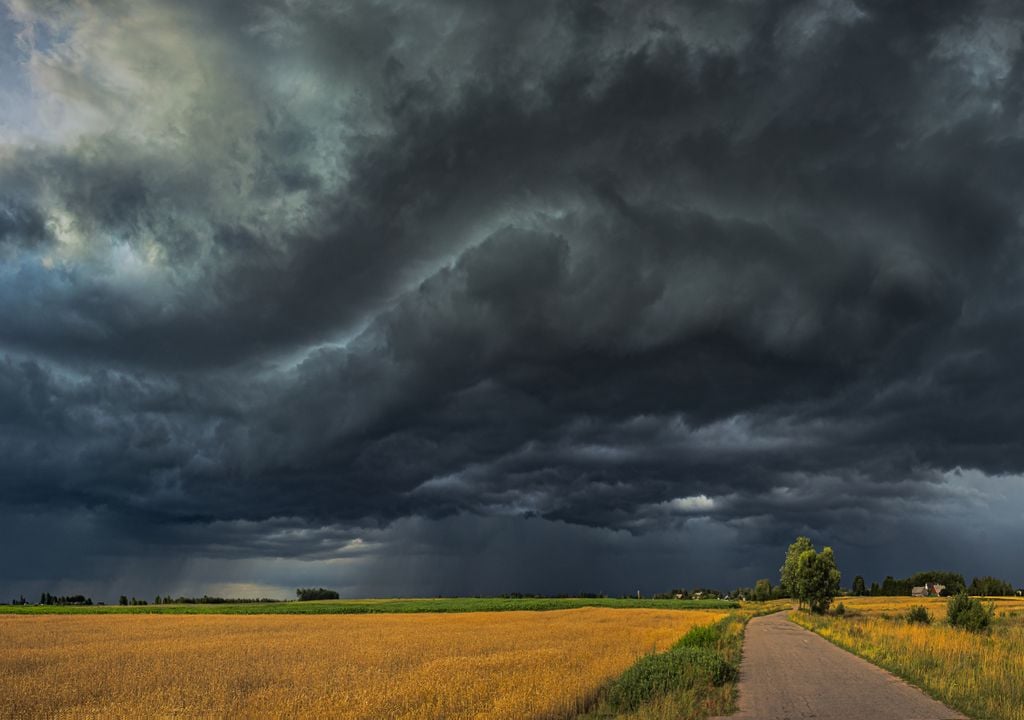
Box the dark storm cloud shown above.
[2,0,1024,598]
[0,202,46,254]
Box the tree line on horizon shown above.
[144,595,284,605]
[6,553,1021,607]
[848,572,1019,597]
[40,593,93,606]
[753,537,1023,616]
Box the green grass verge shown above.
[0,597,738,615]
[575,613,748,720]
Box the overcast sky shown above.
[2,0,1024,602]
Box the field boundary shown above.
[0,597,739,615]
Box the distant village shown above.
[664,571,1023,603]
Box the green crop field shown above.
[0,596,738,615]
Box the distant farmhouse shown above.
[911,582,945,597]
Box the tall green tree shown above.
[794,547,841,614]
[779,536,814,597]
[753,578,772,602]
[852,575,866,596]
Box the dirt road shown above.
[712,612,965,720]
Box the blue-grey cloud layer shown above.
[2,0,1023,599]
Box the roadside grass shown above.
[0,596,738,615]
[790,596,1024,720]
[575,601,789,720]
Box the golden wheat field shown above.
[793,596,1024,720]
[829,595,1024,616]
[0,607,725,719]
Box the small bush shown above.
[906,605,931,624]
[833,602,845,616]
[946,592,993,632]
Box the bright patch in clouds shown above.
[668,495,716,513]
